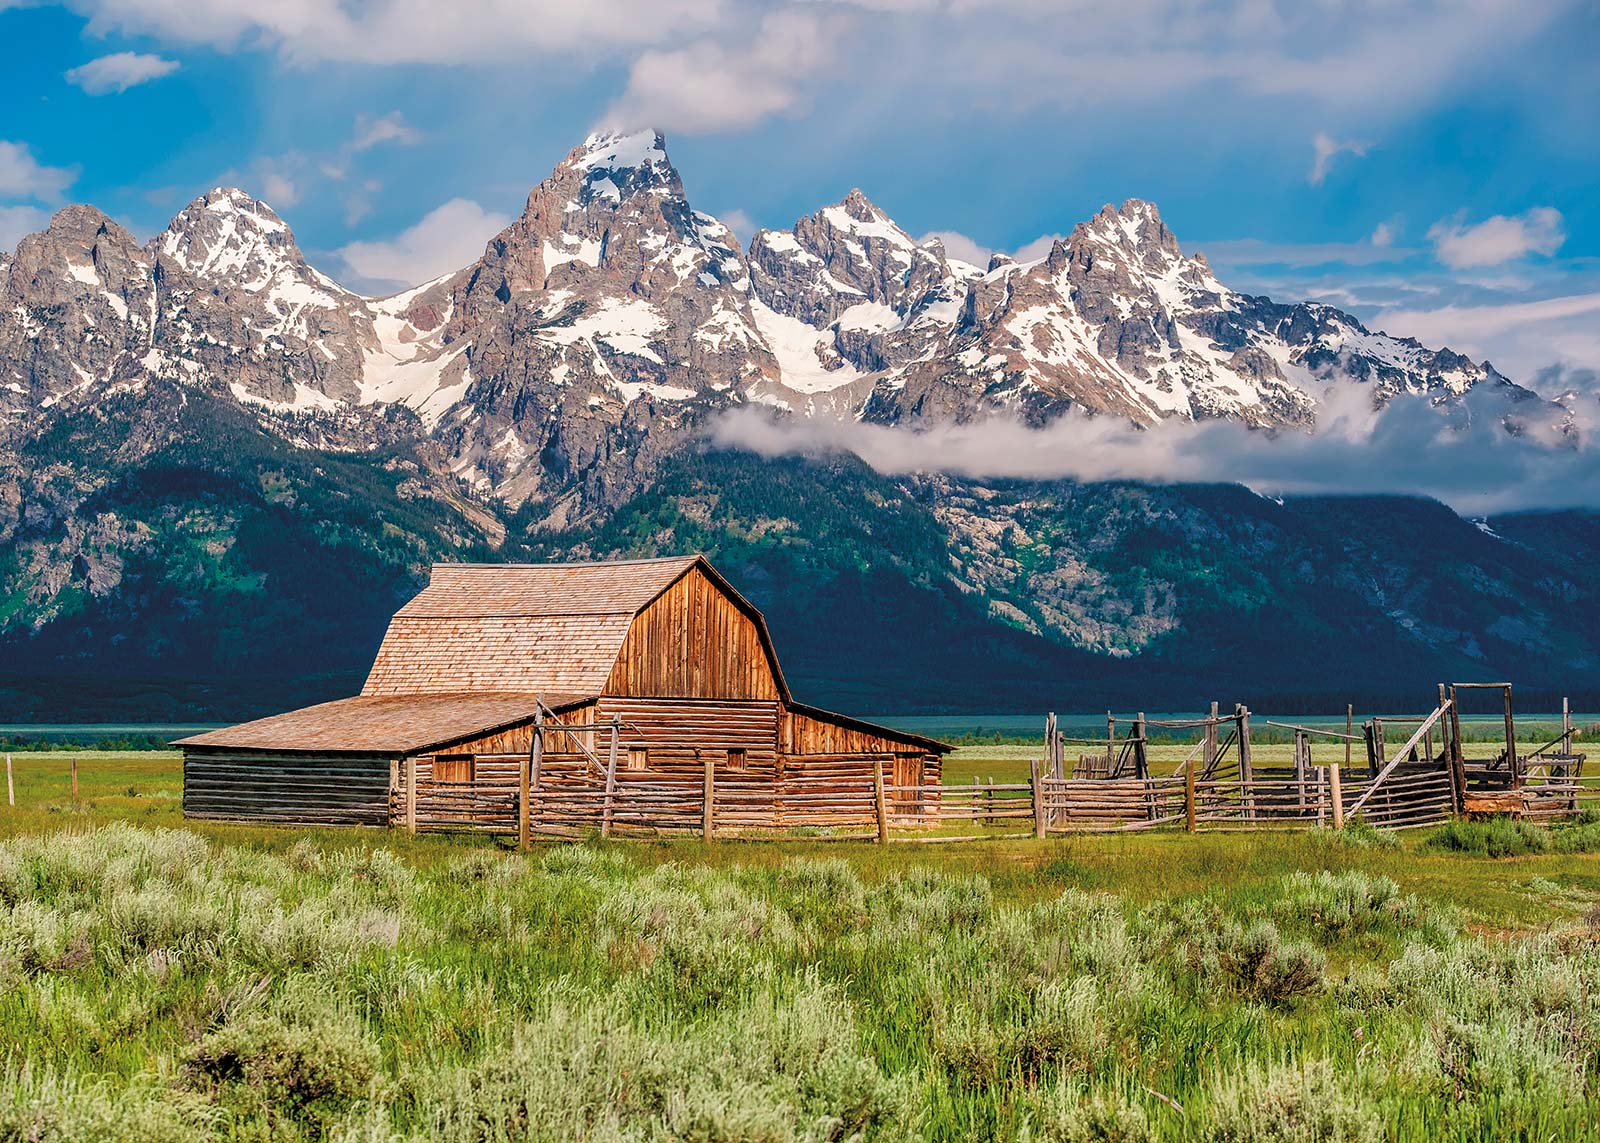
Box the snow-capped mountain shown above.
[0,129,1535,519]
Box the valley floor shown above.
[3,752,1600,1141]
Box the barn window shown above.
[727,748,747,771]
[434,754,474,783]
[626,747,649,771]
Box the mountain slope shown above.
[0,128,1589,720]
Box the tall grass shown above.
[3,823,1600,1140]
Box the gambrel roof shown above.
[360,554,790,700]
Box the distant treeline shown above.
[0,734,178,752]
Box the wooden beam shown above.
[1030,758,1046,840]
[1184,754,1197,833]
[872,756,889,845]
[702,749,715,840]
[1503,684,1518,789]
[599,714,621,839]
[1330,760,1344,829]
[405,754,417,835]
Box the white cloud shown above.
[605,9,843,133]
[920,230,991,266]
[1308,131,1371,186]
[718,208,757,246]
[1370,222,1394,247]
[64,51,180,94]
[1011,234,1065,264]
[335,198,511,291]
[259,170,298,207]
[350,111,422,152]
[0,204,52,252]
[69,0,725,64]
[1427,207,1566,269]
[0,140,76,202]
[1373,291,1600,383]
[710,384,1598,516]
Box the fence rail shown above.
[393,759,1479,842]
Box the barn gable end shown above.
[604,563,786,701]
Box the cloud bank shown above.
[709,387,1597,516]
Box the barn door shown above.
[893,754,924,817]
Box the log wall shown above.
[183,751,392,825]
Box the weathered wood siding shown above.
[183,751,392,825]
[604,567,782,700]
[597,696,782,778]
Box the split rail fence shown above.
[387,687,1592,845]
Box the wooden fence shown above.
[390,753,1468,843]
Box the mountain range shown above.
[2,130,1593,721]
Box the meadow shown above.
[3,751,1600,1141]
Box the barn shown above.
[178,555,949,834]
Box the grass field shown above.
[4,751,1600,1141]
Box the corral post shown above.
[1345,704,1353,773]
[1106,711,1115,774]
[1030,758,1047,839]
[1294,731,1307,815]
[600,714,621,839]
[985,776,995,826]
[1184,752,1197,832]
[702,749,716,840]
[70,755,78,808]
[872,756,889,845]
[1503,685,1519,790]
[526,709,544,844]
[387,758,399,826]
[1439,683,1463,813]
[1330,761,1344,829]
[1316,765,1326,825]
[1564,696,1574,757]
[1237,705,1254,819]
[1203,702,1218,777]
[1133,712,1149,780]
[405,755,417,835]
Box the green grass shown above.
[4,753,1600,1141]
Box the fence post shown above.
[600,714,621,839]
[1184,753,1197,832]
[1330,760,1345,829]
[5,753,12,807]
[1030,758,1046,839]
[986,776,995,826]
[405,754,417,835]
[1237,705,1254,819]
[525,710,544,846]
[872,756,889,845]
[1316,765,1326,825]
[1204,702,1218,778]
[702,750,716,840]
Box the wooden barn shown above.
[178,555,949,834]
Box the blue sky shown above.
[1,0,1596,392]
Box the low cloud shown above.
[334,198,511,292]
[1428,207,1565,269]
[710,385,1596,516]
[0,140,76,202]
[718,208,757,246]
[604,8,844,133]
[1308,132,1372,186]
[64,51,180,95]
[915,230,1066,269]
[1373,291,1600,386]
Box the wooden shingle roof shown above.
[175,693,587,755]
[362,556,725,698]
